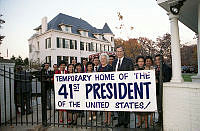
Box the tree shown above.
[138,37,158,57]
[24,57,29,66]
[0,14,5,56]
[156,33,172,65]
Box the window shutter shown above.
[70,40,72,49]
[49,38,51,48]
[45,39,47,49]
[88,43,91,51]
[63,38,65,48]
[57,37,59,48]
[75,40,77,50]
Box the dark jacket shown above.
[112,57,134,71]
[15,70,32,93]
[155,63,172,95]
[41,69,52,90]
[98,64,113,72]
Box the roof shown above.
[157,0,199,33]
[35,13,114,38]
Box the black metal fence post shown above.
[9,68,12,125]
[4,65,7,126]
[159,51,164,131]
[41,69,47,126]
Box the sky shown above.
[0,0,196,59]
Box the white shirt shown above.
[94,65,99,72]
[61,70,66,74]
[115,57,124,72]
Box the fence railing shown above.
[0,65,162,130]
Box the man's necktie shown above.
[117,59,121,71]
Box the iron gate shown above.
[0,65,162,130]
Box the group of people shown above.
[41,45,172,128]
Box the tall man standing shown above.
[93,56,100,72]
[112,45,134,128]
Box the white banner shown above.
[54,70,157,112]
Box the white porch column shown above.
[197,4,200,77]
[192,4,200,82]
[168,13,183,83]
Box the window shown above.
[99,35,102,39]
[104,45,106,51]
[70,40,77,50]
[104,45,108,51]
[111,47,114,52]
[86,43,89,51]
[70,57,77,63]
[46,56,51,66]
[57,56,62,65]
[80,42,84,50]
[111,37,114,42]
[65,26,71,33]
[89,42,94,51]
[100,44,102,52]
[96,43,100,52]
[45,38,51,49]
[57,37,62,48]
[29,45,32,53]
[37,42,40,50]
[63,39,69,48]
[83,31,87,37]
[63,56,69,64]
[37,58,40,63]
[108,46,110,52]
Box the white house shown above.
[28,13,115,67]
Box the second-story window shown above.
[45,38,51,49]
[63,39,69,48]
[70,40,77,50]
[57,37,62,48]
[80,42,84,50]
[89,42,94,51]
[29,45,32,53]
[37,41,40,50]
[111,37,114,42]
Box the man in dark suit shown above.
[154,54,172,125]
[112,45,134,128]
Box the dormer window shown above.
[59,23,72,33]
[93,33,102,40]
[83,31,87,37]
[99,35,102,40]
[65,26,71,33]
[78,29,89,37]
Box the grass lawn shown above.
[182,73,196,82]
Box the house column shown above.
[197,3,200,77]
[168,13,183,83]
[192,4,200,82]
